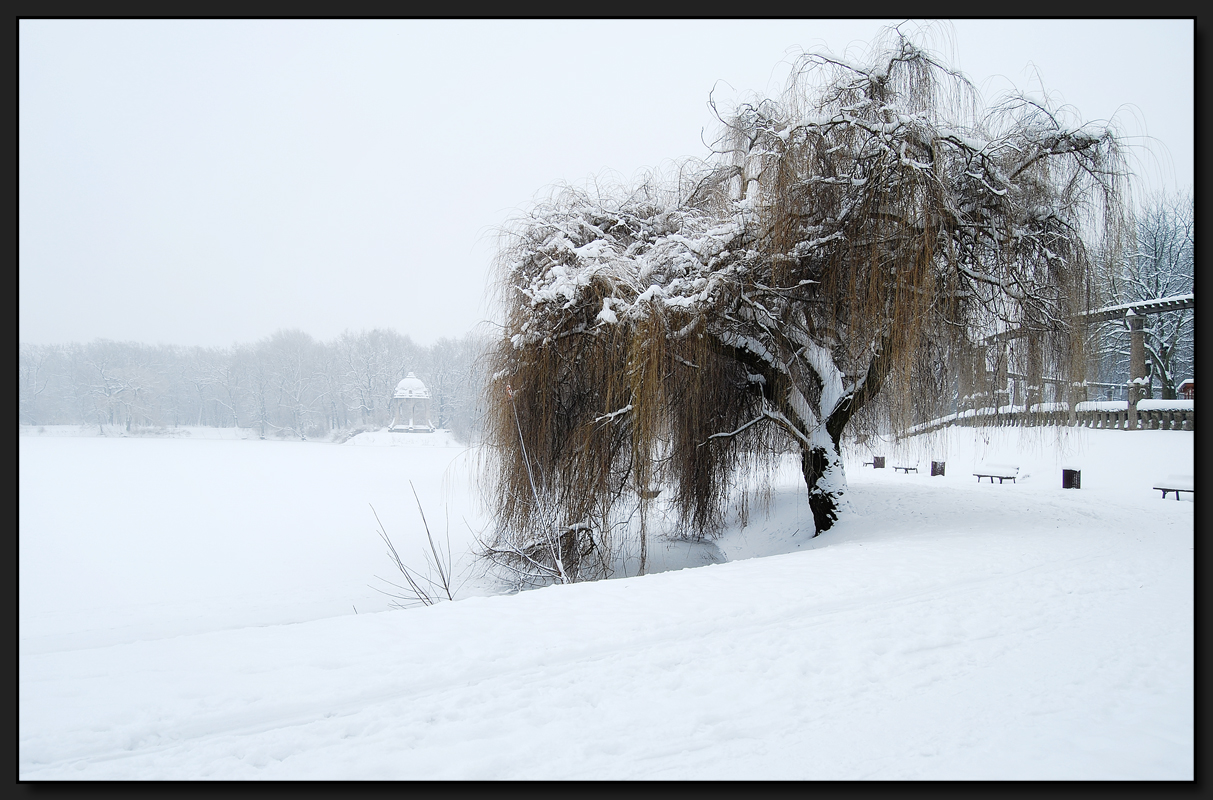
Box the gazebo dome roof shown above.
[393,372,430,399]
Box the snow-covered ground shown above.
[19,424,1192,779]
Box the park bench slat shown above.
[1153,474,1193,499]
[973,464,1019,484]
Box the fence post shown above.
[1127,312,1146,429]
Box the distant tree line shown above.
[18,328,489,442]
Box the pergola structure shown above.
[960,294,1194,427]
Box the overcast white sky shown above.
[19,19,1194,349]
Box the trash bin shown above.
[1062,468,1081,489]
[931,461,946,477]
[873,456,885,469]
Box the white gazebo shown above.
[388,372,433,432]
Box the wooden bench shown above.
[973,464,1019,484]
[1153,474,1193,500]
[892,464,918,474]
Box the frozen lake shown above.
[19,425,1193,779]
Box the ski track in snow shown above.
[19,426,1193,779]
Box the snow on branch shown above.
[485,25,1130,551]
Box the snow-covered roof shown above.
[393,372,430,399]
[1083,293,1195,322]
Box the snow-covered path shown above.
[19,428,1193,779]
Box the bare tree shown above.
[208,344,249,428]
[338,328,403,428]
[1098,191,1194,398]
[19,344,54,425]
[261,329,328,440]
[419,334,487,436]
[73,340,164,431]
[484,29,1129,566]
[179,346,220,427]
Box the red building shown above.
[1177,379,1194,400]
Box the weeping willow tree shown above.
[482,31,1129,583]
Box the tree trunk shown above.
[801,448,831,535]
[799,424,847,536]
[792,337,892,536]
[793,339,892,536]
